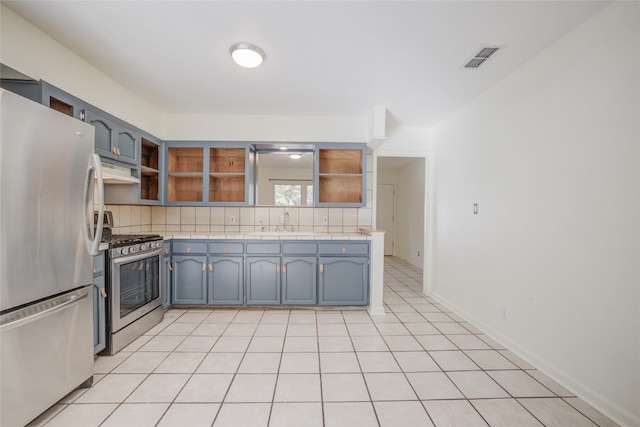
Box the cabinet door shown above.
[85,110,116,161]
[93,276,106,355]
[116,126,138,165]
[282,256,317,305]
[172,255,207,305]
[161,246,172,308]
[318,257,369,305]
[208,256,244,305]
[246,257,280,305]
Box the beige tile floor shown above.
[29,257,618,427]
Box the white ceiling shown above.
[5,1,609,128]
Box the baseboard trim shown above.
[430,292,638,427]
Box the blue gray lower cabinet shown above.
[246,257,281,305]
[209,256,244,304]
[318,256,369,305]
[282,256,317,305]
[93,251,107,355]
[172,255,207,304]
[168,239,369,307]
[161,243,171,308]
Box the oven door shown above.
[110,248,162,333]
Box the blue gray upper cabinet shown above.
[139,135,163,204]
[315,144,367,207]
[84,108,138,166]
[0,79,86,121]
[165,143,255,206]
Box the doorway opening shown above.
[376,156,428,294]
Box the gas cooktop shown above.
[101,233,163,248]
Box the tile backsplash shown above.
[106,205,373,234]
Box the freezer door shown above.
[0,286,94,427]
[0,89,97,311]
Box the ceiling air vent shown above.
[464,47,501,69]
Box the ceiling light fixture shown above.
[230,43,265,68]
[289,154,302,160]
[279,146,288,151]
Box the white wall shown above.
[162,114,368,143]
[431,3,640,426]
[0,5,163,136]
[394,159,425,267]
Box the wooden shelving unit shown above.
[209,147,246,203]
[167,147,204,202]
[140,138,160,201]
[318,148,364,204]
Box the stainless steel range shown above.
[99,212,164,355]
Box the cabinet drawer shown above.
[173,241,208,254]
[210,242,244,254]
[246,242,281,254]
[283,242,317,255]
[318,242,369,256]
[93,251,105,277]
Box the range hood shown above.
[101,161,140,184]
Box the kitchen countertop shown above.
[96,229,376,252]
[160,232,371,241]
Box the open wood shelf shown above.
[168,175,203,202]
[317,148,364,204]
[319,149,362,174]
[318,175,363,203]
[168,147,203,173]
[209,174,245,202]
[210,148,245,173]
[141,138,159,170]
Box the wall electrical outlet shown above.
[229,215,236,224]
[322,216,328,224]
[502,306,508,320]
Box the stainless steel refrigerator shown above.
[0,88,104,427]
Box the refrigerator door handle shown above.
[0,287,90,333]
[85,153,104,256]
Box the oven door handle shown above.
[111,247,163,266]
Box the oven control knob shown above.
[119,248,127,255]
[129,246,136,254]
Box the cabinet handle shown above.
[187,247,191,253]
[112,147,117,154]
[342,247,347,254]
[93,267,96,274]
[202,263,206,272]
[116,147,121,156]
[100,288,107,298]
[320,264,324,273]
[209,263,213,272]
[164,248,169,255]
[138,262,144,271]
[282,263,287,273]
[223,247,228,254]
[169,264,173,271]
[277,265,280,273]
